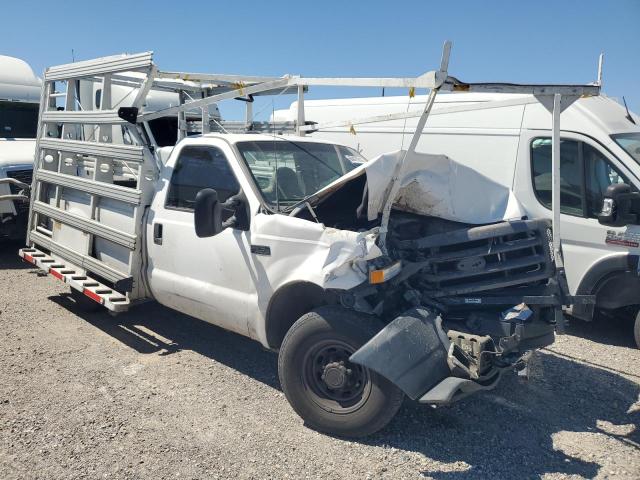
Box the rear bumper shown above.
[18,246,130,311]
[350,307,553,405]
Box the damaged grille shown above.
[396,219,554,298]
[6,168,32,216]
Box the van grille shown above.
[6,168,32,216]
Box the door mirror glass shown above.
[597,183,640,227]
[194,188,224,237]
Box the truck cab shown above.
[146,134,366,340]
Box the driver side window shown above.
[166,145,240,211]
[583,144,627,217]
[531,138,632,219]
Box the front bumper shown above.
[349,306,553,405]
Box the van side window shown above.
[166,146,240,211]
[583,144,627,217]
[531,138,632,219]
[531,138,584,216]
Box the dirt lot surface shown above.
[0,242,639,479]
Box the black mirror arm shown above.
[219,193,244,230]
[222,194,243,209]
[221,214,237,230]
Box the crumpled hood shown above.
[0,139,36,171]
[274,149,527,295]
[364,150,525,224]
[310,149,524,225]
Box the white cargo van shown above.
[0,56,41,239]
[19,49,599,436]
[274,93,640,346]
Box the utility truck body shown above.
[0,55,40,239]
[19,46,597,436]
[275,91,640,346]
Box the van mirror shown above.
[597,183,640,227]
[194,188,224,237]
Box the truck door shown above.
[515,130,640,295]
[146,141,253,335]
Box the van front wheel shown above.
[634,310,640,349]
[278,306,404,437]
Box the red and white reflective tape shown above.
[18,247,127,311]
[49,268,64,281]
[83,288,104,305]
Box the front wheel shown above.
[278,306,404,437]
[634,310,640,349]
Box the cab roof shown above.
[202,132,351,147]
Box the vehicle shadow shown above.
[0,240,30,270]
[48,294,639,479]
[367,350,639,478]
[49,294,281,389]
[566,312,637,349]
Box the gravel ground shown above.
[1,242,639,479]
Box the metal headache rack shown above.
[19,42,602,311]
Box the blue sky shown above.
[3,0,639,119]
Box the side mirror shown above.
[598,183,639,227]
[194,188,224,237]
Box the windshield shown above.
[612,132,640,164]
[0,101,38,138]
[237,140,362,210]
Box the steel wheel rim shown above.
[302,339,371,414]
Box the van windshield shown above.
[0,101,38,138]
[236,140,361,210]
[612,133,640,164]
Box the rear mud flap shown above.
[349,308,452,400]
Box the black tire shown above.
[70,288,103,313]
[278,306,404,437]
[634,310,640,349]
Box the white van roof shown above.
[0,56,41,103]
[275,92,640,147]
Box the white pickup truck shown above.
[19,50,595,436]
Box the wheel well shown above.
[594,271,640,310]
[265,282,334,349]
[572,254,640,320]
